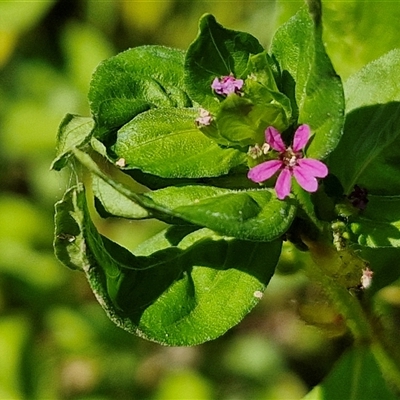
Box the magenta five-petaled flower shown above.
[211,75,244,96]
[247,125,328,200]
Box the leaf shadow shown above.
[90,226,281,328]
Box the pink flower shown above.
[361,267,373,289]
[247,125,328,200]
[195,108,213,126]
[211,75,243,96]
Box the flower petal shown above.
[211,77,222,92]
[275,168,292,199]
[292,124,310,152]
[247,160,282,183]
[266,126,286,152]
[211,75,243,95]
[296,158,328,178]
[292,165,319,192]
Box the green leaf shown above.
[112,108,247,178]
[91,174,149,220]
[345,49,400,113]
[244,51,293,133]
[303,346,398,400]
[270,6,344,159]
[198,52,293,147]
[51,114,94,171]
[246,51,281,92]
[54,183,183,305]
[71,148,295,241]
[328,102,400,195]
[349,195,400,248]
[328,50,400,194]
[88,45,192,139]
[241,75,292,133]
[54,184,90,271]
[210,82,292,147]
[54,184,282,345]
[146,186,297,241]
[184,14,264,112]
[134,228,282,345]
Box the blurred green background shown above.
[1,1,400,399]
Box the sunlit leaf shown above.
[328,102,400,195]
[184,14,264,112]
[349,195,400,248]
[271,6,344,159]
[146,185,297,242]
[345,49,400,113]
[329,51,400,195]
[112,108,247,178]
[54,184,282,345]
[88,45,191,139]
[72,148,296,241]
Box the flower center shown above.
[281,147,301,168]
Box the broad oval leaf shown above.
[54,184,282,345]
[345,49,400,113]
[208,84,292,147]
[184,14,264,112]
[70,146,297,242]
[329,50,400,194]
[270,6,344,159]
[88,45,192,139]
[134,228,282,345]
[70,148,296,241]
[349,195,400,248]
[112,108,247,178]
[328,102,400,195]
[146,185,297,241]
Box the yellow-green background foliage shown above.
[1,1,399,398]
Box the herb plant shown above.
[52,1,400,397]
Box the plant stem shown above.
[302,236,400,392]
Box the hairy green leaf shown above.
[350,195,400,248]
[345,49,400,113]
[271,6,344,159]
[146,185,297,241]
[184,14,264,112]
[328,102,400,195]
[112,108,247,178]
[88,46,191,139]
[134,228,282,345]
[71,149,295,241]
[328,50,400,194]
[54,184,282,345]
